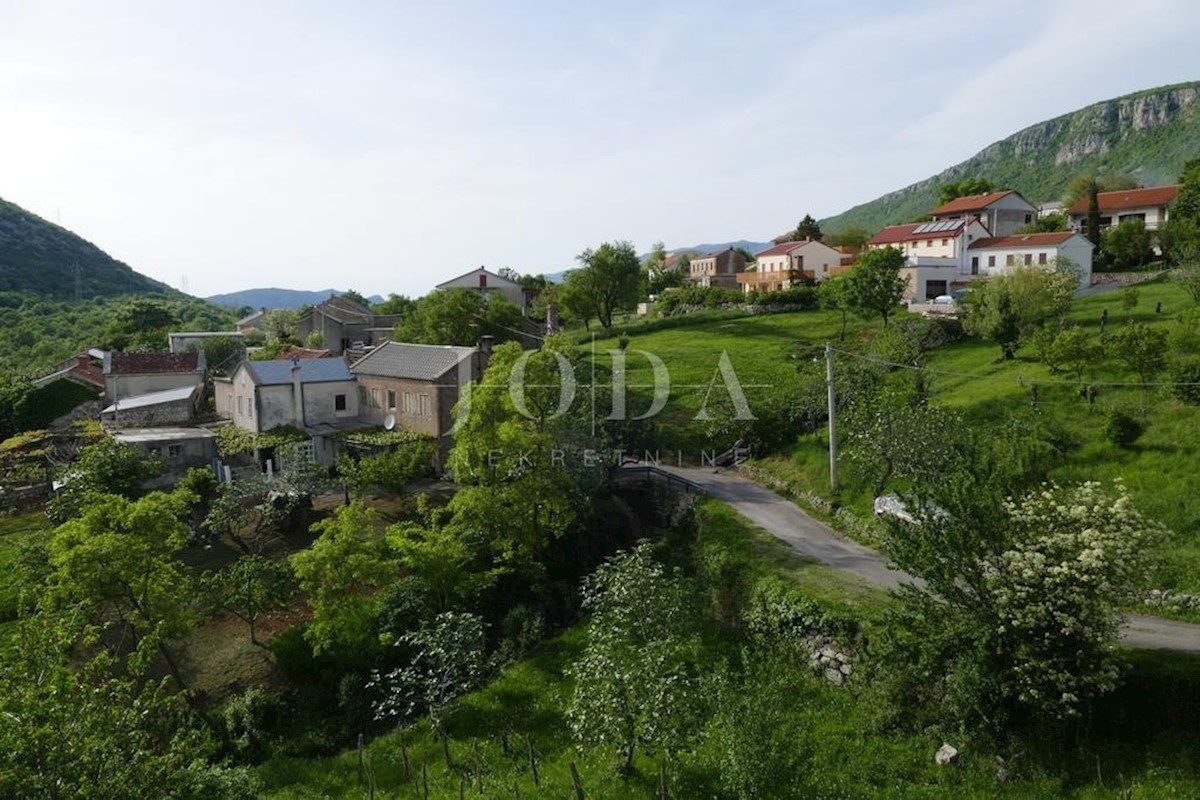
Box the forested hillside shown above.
[0,197,173,299]
[821,81,1200,233]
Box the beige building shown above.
[740,239,847,292]
[929,190,1037,238]
[436,267,534,311]
[349,341,483,468]
[688,248,747,289]
[1066,184,1179,232]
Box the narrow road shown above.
[649,465,1200,654]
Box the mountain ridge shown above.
[819,80,1200,234]
[206,287,385,310]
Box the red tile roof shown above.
[930,190,1017,216]
[109,352,200,375]
[755,239,819,257]
[968,232,1079,249]
[1066,184,1179,215]
[866,219,974,245]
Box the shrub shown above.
[1103,409,1143,447]
[497,603,544,664]
[1169,357,1200,405]
[222,687,283,763]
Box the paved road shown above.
[649,465,1200,654]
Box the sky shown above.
[1,0,1199,300]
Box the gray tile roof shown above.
[245,359,354,385]
[350,342,476,381]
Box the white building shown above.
[435,267,533,311]
[929,190,1038,238]
[740,239,847,292]
[215,358,359,434]
[1066,184,1179,232]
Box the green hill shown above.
[821,81,1200,233]
[0,196,172,300]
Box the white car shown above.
[931,294,956,305]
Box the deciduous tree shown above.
[845,246,908,327]
[204,555,295,643]
[575,240,642,328]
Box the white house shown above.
[436,267,532,311]
[1066,184,1179,232]
[967,231,1094,284]
[929,190,1038,237]
[740,239,847,292]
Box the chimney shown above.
[291,357,305,427]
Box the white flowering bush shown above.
[984,481,1163,719]
[877,480,1165,734]
[567,541,701,776]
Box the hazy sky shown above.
[2,0,1198,299]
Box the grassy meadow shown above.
[580,279,1200,593]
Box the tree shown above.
[818,273,852,340]
[204,555,294,643]
[190,334,245,376]
[370,611,489,767]
[1159,219,1200,267]
[1064,173,1139,209]
[824,226,871,248]
[1109,322,1168,386]
[47,437,160,523]
[844,388,963,495]
[845,246,908,327]
[1173,157,1200,224]
[371,293,416,316]
[47,492,196,685]
[262,309,299,343]
[567,542,700,776]
[291,502,397,655]
[0,613,258,798]
[339,289,369,307]
[878,479,1164,733]
[938,177,995,205]
[963,267,1076,358]
[1052,327,1102,381]
[104,299,180,351]
[395,288,523,346]
[1013,212,1068,234]
[794,214,822,241]
[1104,219,1155,268]
[1121,284,1140,315]
[338,439,435,498]
[575,240,642,328]
[558,269,601,328]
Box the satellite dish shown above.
[383,414,396,431]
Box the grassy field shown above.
[256,498,1200,799]
[580,280,1200,593]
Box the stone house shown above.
[101,384,202,428]
[110,427,218,487]
[103,352,205,403]
[294,295,403,355]
[214,358,359,434]
[349,341,484,468]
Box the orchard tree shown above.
[567,542,701,776]
[846,246,908,327]
[47,437,159,522]
[47,492,197,685]
[1174,157,1200,223]
[844,388,962,495]
[291,501,397,655]
[395,288,523,346]
[204,555,295,643]
[963,266,1075,358]
[1109,322,1168,386]
[1104,219,1155,269]
[558,268,601,328]
[575,240,642,328]
[818,273,852,340]
[370,611,489,767]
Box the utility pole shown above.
[825,341,840,493]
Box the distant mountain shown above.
[0,196,173,300]
[670,240,774,256]
[821,81,1200,234]
[206,288,385,310]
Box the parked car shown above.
[931,294,956,305]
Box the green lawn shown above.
[580,283,1200,592]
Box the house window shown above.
[387,390,396,410]
[941,238,948,246]
[418,394,432,417]
[988,255,996,267]
[166,444,183,459]
[1038,252,1047,265]
[335,394,347,411]
[1025,214,1033,224]
[1023,253,1033,266]
[479,274,487,288]
[370,387,380,408]
[1006,254,1018,266]
[237,396,243,416]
